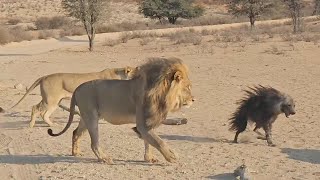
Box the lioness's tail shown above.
[10,76,44,109]
[229,103,248,133]
[48,93,77,137]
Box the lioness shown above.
[11,67,136,128]
[48,57,194,164]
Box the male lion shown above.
[11,67,136,128]
[48,57,195,164]
[229,85,296,146]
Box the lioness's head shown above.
[114,66,139,80]
[167,69,195,112]
[281,94,296,118]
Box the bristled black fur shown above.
[229,85,283,133]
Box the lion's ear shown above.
[173,71,183,82]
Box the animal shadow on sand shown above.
[0,154,165,166]
[206,173,235,180]
[281,148,320,164]
[0,154,94,164]
[160,134,232,143]
[1,112,68,129]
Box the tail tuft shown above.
[48,129,55,136]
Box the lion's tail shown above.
[229,102,249,133]
[48,92,77,137]
[10,76,44,109]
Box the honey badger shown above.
[229,85,296,146]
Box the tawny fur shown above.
[229,85,296,146]
[10,67,136,128]
[47,57,194,164]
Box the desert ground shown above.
[0,0,320,179]
[0,20,320,179]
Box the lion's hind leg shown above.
[72,119,87,157]
[84,111,114,164]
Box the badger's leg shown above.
[233,120,248,143]
[263,123,275,147]
[254,126,267,140]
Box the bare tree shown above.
[228,0,274,29]
[313,0,320,15]
[62,0,109,51]
[283,0,303,33]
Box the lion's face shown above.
[281,95,296,118]
[168,70,195,112]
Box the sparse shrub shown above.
[228,0,275,29]
[119,32,133,43]
[60,26,85,37]
[313,0,320,15]
[49,16,69,29]
[38,30,54,39]
[62,0,110,51]
[283,0,304,33]
[265,45,285,55]
[9,26,33,42]
[139,37,154,46]
[103,38,121,47]
[140,0,205,24]
[169,31,202,45]
[8,18,21,25]
[0,27,11,44]
[35,17,51,30]
[35,16,69,30]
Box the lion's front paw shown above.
[72,152,84,157]
[162,148,177,163]
[145,155,159,163]
[98,157,114,164]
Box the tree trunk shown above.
[168,17,177,24]
[89,24,95,51]
[89,36,93,51]
[249,16,255,30]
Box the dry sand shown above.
[0,24,320,180]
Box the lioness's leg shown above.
[144,140,158,163]
[72,119,87,156]
[41,105,57,127]
[84,112,114,164]
[30,101,42,128]
[41,96,63,126]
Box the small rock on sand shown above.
[14,83,25,90]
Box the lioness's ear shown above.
[125,67,132,74]
[174,71,183,82]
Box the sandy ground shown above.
[0,25,320,180]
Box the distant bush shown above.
[8,18,21,25]
[0,27,11,44]
[140,0,205,24]
[35,16,69,30]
